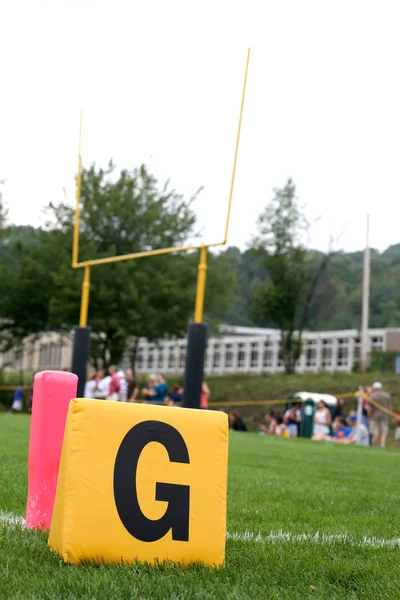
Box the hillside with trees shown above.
[224,243,400,331]
[1,169,399,368]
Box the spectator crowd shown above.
[311,381,394,448]
[229,381,399,449]
[9,371,400,449]
[82,367,210,408]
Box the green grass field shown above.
[1,414,400,599]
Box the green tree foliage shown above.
[250,179,333,373]
[0,227,67,350]
[220,242,400,335]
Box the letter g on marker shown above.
[113,420,190,543]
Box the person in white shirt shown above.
[84,375,97,398]
[312,400,332,438]
[93,370,110,400]
[117,370,128,402]
[274,416,289,437]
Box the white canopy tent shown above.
[293,392,337,407]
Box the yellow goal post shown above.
[72,49,251,327]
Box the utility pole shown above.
[360,214,370,373]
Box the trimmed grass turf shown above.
[1,414,400,599]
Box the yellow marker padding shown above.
[48,399,228,566]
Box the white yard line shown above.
[0,511,25,527]
[227,530,400,549]
[0,512,398,550]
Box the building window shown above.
[250,342,259,368]
[179,345,186,369]
[213,344,221,369]
[157,348,164,370]
[322,347,332,368]
[137,348,144,370]
[39,344,50,370]
[48,342,61,369]
[3,349,16,368]
[306,340,317,368]
[263,341,273,368]
[204,349,210,369]
[337,346,349,367]
[353,337,361,362]
[147,346,154,370]
[278,345,284,367]
[168,348,175,370]
[238,343,245,368]
[225,344,233,368]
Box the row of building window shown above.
[38,342,63,370]
[131,336,385,373]
[0,334,387,373]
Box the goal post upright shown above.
[183,48,250,408]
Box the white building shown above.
[0,333,73,374]
[1,327,399,375]
[130,327,399,375]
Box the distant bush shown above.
[367,349,399,373]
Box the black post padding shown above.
[71,326,91,397]
[183,322,208,409]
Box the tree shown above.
[0,227,64,352]
[251,179,333,373]
[218,247,267,327]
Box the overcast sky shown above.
[1,0,399,254]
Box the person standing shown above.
[10,383,24,413]
[94,370,108,399]
[125,369,139,403]
[84,374,97,398]
[312,400,332,438]
[200,381,210,409]
[27,377,34,413]
[106,366,121,401]
[368,382,392,448]
[142,373,168,403]
[117,370,128,402]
